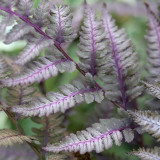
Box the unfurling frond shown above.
[12,80,104,117]
[0,144,38,160]
[0,129,35,146]
[145,3,160,81]
[14,33,53,65]
[130,147,160,160]
[141,81,160,99]
[44,118,134,154]
[46,4,76,44]
[129,110,160,141]
[1,55,76,87]
[101,7,142,109]
[77,4,108,76]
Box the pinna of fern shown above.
[144,3,160,81]
[46,4,77,44]
[31,113,65,147]
[0,129,35,147]
[142,3,160,112]
[44,116,135,154]
[77,3,108,76]
[11,74,104,117]
[99,5,143,110]
[130,147,160,160]
[31,113,70,159]
[1,47,76,87]
[129,110,160,141]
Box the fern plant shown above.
[0,0,160,160]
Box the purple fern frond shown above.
[14,34,53,65]
[77,4,108,76]
[44,118,134,154]
[102,9,127,109]
[12,81,104,117]
[145,3,160,81]
[4,20,34,44]
[16,0,33,17]
[101,7,142,109]
[46,4,76,44]
[1,55,76,87]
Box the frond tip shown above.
[130,147,160,160]
[77,4,108,76]
[44,118,134,154]
[0,129,35,147]
[46,4,76,44]
[129,110,160,141]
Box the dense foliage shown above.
[0,0,160,160]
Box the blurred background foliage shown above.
[0,0,160,159]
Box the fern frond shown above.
[32,113,69,159]
[130,147,160,160]
[32,0,50,27]
[16,0,33,17]
[0,13,15,40]
[0,144,38,160]
[31,113,65,146]
[145,3,160,81]
[0,129,35,146]
[77,4,108,76]
[12,80,104,117]
[0,0,18,8]
[0,55,10,78]
[46,4,76,44]
[1,55,76,87]
[5,85,36,106]
[44,118,134,154]
[101,7,142,109]
[14,33,53,65]
[129,110,160,141]
[4,20,34,44]
[141,81,160,99]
